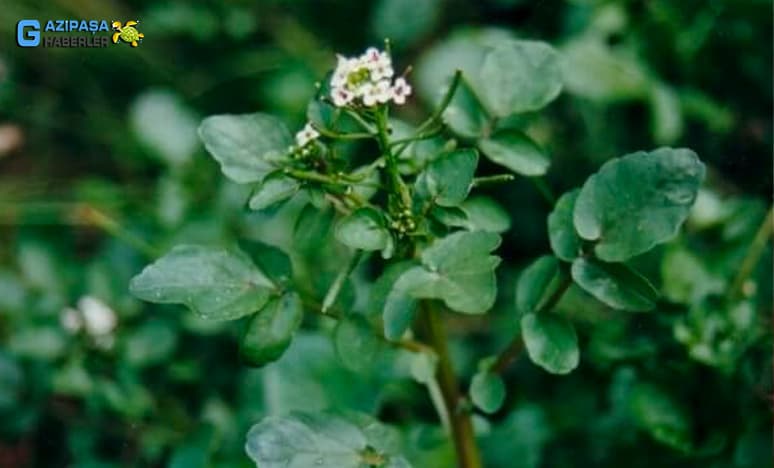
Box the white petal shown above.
[78,296,117,336]
[60,307,83,333]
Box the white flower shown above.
[391,77,412,105]
[361,82,391,106]
[60,307,83,334]
[332,87,355,107]
[331,54,356,88]
[328,46,410,108]
[375,80,392,104]
[78,296,117,336]
[295,123,320,147]
[361,47,393,81]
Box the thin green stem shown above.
[313,125,372,141]
[374,106,412,207]
[342,108,377,134]
[394,70,462,158]
[472,174,515,188]
[287,169,343,186]
[491,272,572,375]
[530,177,556,205]
[388,125,444,147]
[75,205,160,259]
[322,250,363,313]
[728,207,773,300]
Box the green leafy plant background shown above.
[0,1,771,467]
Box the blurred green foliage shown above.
[0,0,770,466]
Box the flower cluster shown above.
[61,295,118,349]
[330,47,412,107]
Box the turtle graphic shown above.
[111,20,144,47]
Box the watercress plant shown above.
[130,40,708,468]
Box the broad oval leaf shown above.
[462,196,511,233]
[248,172,300,210]
[238,240,293,287]
[470,371,506,414]
[479,40,563,117]
[240,292,303,367]
[383,232,502,336]
[334,315,383,372]
[245,412,411,468]
[547,189,582,261]
[442,79,490,138]
[629,383,693,453]
[383,268,422,340]
[521,313,579,375]
[573,148,705,261]
[198,113,291,184]
[570,258,658,312]
[478,129,549,177]
[129,245,275,321]
[335,207,391,251]
[415,149,478,206]
[516,255,560,315]
[416,231,501,314]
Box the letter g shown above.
[17,19,40,47]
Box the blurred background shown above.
[0,0,771,467]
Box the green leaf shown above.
[461,196,511,233]
[415,149,478,206]
[383,231,501,335]
[334,315,384,372]
[650,84,683,145]
[248,172,300,210]
[123,320,177,367]
[415,29,514,108]
[479,40,563,117]
[240,292,303,367]
[560,38,650,102]
[516,256,560,315]
[416,231,501,314]
[478,129,549,177]
[371,0,441,47]
[521,313,579,374]
[547,189,582,261]
[129,245,275,320]
[294,204,335,254]
[443,79,490,138]
[238,239,293,287]
[335,207,390,251]
[245,412,411,468]
[368,261,415,318]
[570,258,658,312]
[130,90,199,167]
[383,270,420,340]
[307,99,363,135]
[470,371,506,414]
[430,205,469,228]
[629,383,693,453]
[573,148,705,261]
[198,113,291,184]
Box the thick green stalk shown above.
[418,301,482,468]
[374,106,412,207]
